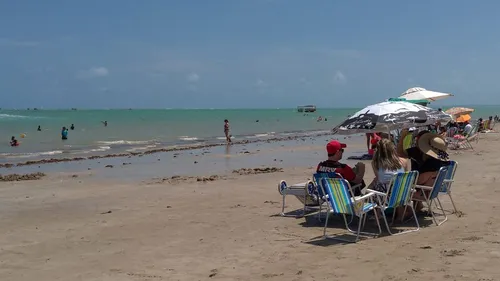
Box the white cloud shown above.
[254,79,270,89]
[299,77,310,85]
[333,71,346,83]
[187,72,200,83]
[77,67,109,79]
[0,38,40,47]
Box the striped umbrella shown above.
[444,107,475,116]
[333,101,452,135]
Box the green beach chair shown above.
[317,176,381,243]
[367,171,420,235]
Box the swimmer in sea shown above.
[70,124,75,130]
[10,136,18,147]
[37,125,41,131]
[61,127,68,140]
[224,119,232,143]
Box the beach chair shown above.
[457,125,479,150]
[312,172,365,221]
[278,180,319,217]
[316,176,381,243]
[278,172,356,219]
[435,161,459,215]
[414,167,449,226]
[367,171,420,235]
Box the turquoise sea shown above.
[1,106,499,162]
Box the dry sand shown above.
[1,134,500,281]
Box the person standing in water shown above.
[10,136,19,146]
[37,125,41,131]
[61,127,68,140]
[102,121,108,127]
[224,119,231,143]
[70,124,75,130]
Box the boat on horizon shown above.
[297,105,316,113]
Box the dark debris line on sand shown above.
[0,132,332,168]
[232,167,284,175]
[151,167,284,184]
[0,172,46,182]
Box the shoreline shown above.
[0,131,339,168]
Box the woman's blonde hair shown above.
[372,138,403,171]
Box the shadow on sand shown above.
[275,207,439,244]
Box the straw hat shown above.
[417,133,449,160]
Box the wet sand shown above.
[0,133,499,280]
[0,131,336,168]
[1,135,366,182]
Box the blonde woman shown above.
[368,138,411,193]
[368,138,411,221]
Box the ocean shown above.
[0,108,352,162]
[1,106,499,163]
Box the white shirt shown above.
[464,123,473,135]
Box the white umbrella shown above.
[332,101,452,135]
[399,87,453,102]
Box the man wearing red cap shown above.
[316,140,366,195]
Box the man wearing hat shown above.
[316,140,366,196]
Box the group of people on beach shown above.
[9,121,109,147]
[317,129,451,221]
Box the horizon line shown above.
[2,104,500,111]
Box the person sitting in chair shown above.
[412,133,451,212]
[316,140,366,196]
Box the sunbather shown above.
[317,140,366,196]
[368,138,411,193]
[397,129,429,171]
[463,121,473,135]
[368,138,411,221]
[412,133,451,212]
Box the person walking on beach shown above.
[61,127,68,140]
[224,119,231,143]
[366,132,381,156]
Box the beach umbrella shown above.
[456,114,471,123]
[445,107,475,116]
[399,87,453,102]
[332,101,452,135]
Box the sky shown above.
[1,0,500,109]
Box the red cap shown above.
[327,140,346,155]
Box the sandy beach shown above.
[1,133,500,281]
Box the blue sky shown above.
[1,0,499,109]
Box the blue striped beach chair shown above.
[316,175,381,243]
[367,171,420,235]
[414,167,449,226]
[436,161,459,215]
[312,172,364,222]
